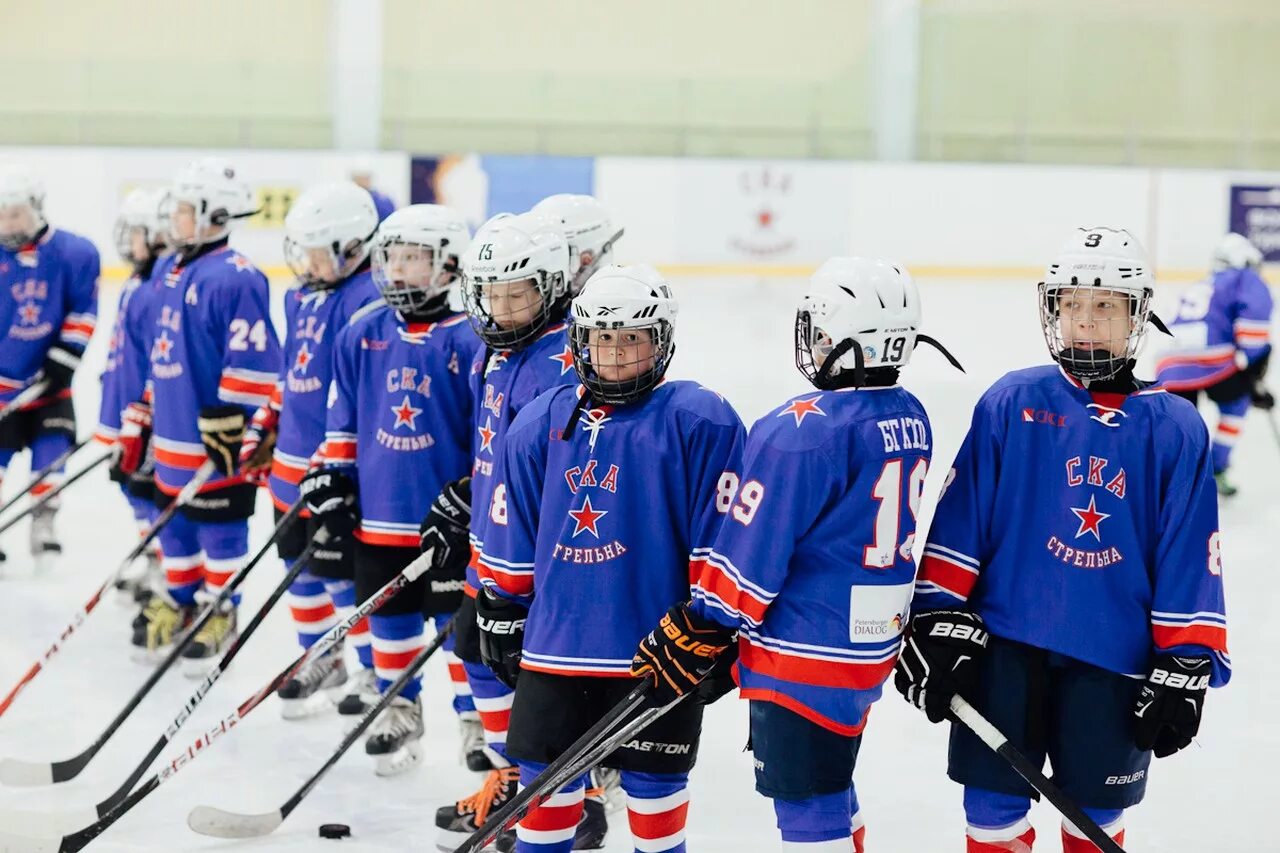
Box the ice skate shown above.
[459,712,493,772]
[277,644,348,719]
[180,605,237,677]
[337,664,379,715]
[366,694,424,776]
[435,765,520,850]
[131,592,194,661]
[29,506,61,572]
[1215,469,1238,497]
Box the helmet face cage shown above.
[1038,281,1152,381]
[795,310,863,390]
[462,269,564,350]
[113,218,154,267]
[284,234,370,289]
[372,238,452,314]
[0,197,43,251]
[570,319,675,405]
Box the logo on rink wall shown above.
[1229,185,1280,261]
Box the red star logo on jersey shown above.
[293,342,314,373]
[228,254,255,273]
[151,330,174,362]
[390,394,422,430]
[778,395,825,426]
[549,346,576,375]
[567,494,608,538]
[477,416,496,454]
[17,302,40,325]
[1069,494,1111,542]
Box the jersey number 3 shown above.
[865,458,927,568]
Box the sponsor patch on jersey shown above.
[1021,407,1067,427]
[848,581,913,643]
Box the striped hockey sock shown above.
[370,612,425,700]
[623,771,690,853]
[1061,810,1124,852]
[516,763,587,853]
[464,658,513,763]
[327,580,371,666]
[286,569,337,648]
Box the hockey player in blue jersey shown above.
[475,264,745,853]
[350,162,397,223]
[118,158,282,667]
[302,203,476,775]
[427,207,620,851]
[634,258,961,853]
[233,182,384,716]
[0,163,100,570]
[894,228,1230,853]
[1156,232,1273,496]
[96,187,169,601]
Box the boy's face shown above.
[485,278,543,331]
[588,327,656,383]
[1057,287,1134,357]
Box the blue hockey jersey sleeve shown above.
[57,237,100,354]
[208,265,281,411]
[1231,267,1273,364]
[915,395,1003,609]
[476,397,551,602]
[321,322,361,469]
[1151,419,1230,685]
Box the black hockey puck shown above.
[319,823,351,839]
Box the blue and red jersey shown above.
[96,260,167,444]
[148,245,282,495]
[478,381,745,678]
[267,272,381,512]
[915,365,1230,686]
[0,229,99,405]
[321,305,475,547]
[692,386,930,736]
[466,323,579,595]
[1156,267,1273,391]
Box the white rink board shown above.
[0,275,1271,852]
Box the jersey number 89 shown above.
[716,472,763,525]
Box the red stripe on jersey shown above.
[268,384,284,408]
[918,553,979,600]
[1152,621,1228,652]
[218,374,275,400]
[353,528,419,548]
[60,320,95,338]
[739,640,895,690]
[271,456,307,484]
[738,687,869,737]
[154,445,208,469]
[323,439,358,462]
[688,555,706,587]
[476,564,535,598]
[92,429,116,446]
[518,660,633,678]
[628,801,690,840]
[270,490,311,516]
[696,562,770,625]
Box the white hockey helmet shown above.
[0,163,46,251]
[166,157,256,250]
[570,264,678,405]
[283,181,379,287]
[1212,232,1263,272]
[372,204,471,316]
[461,211,571,349]
[113,187,168,266]
[795,258,925,389]
[1038,226,1156,382]
[531,194,623,296]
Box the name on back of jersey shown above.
[877,416,930,452]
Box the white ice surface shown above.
[0,277,1273,852]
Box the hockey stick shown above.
[454,681,656,853]
[0,451,111,537]
[0,461,215,721]
[0,496,306,787]
[9,550,432,850]
[0,381,50,428]
[951,696,1126,853]
[188,617,457,839]
[0,436,91,519]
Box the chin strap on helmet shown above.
[561,391,595,442]
[915,334,967,373]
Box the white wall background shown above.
[1,145,1271,280]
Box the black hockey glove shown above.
[893,609,989,724]
[1250,382,1275,411]
[1134,654,1210,758]
[40,342,81,393]
[693,640,740,706]
[299,468,359,542]
[475,588,527,689]
[631,602,736,706]
[419,477,472,581]
[197,405,246,477]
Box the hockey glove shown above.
[693,640,740,706]
[475,588,527,689]
[419,477,472,581]
[631,602,736,706]
[40,342,81,393]
[238,403,280,483]
[1134,654,1211,758]
[1250,382,1275,411]
[115,401,153,477]
[893,609,989,724]
[197,405,247,477]
[299,468,360,542]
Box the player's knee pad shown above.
[621,770,689,853]
[773,788,855,847]
[964,787,1034,851]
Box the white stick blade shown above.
[187,805,284,838]
[0,804,100,836]
[0,830,60,853]
[0,758,53,787]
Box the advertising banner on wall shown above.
[410,154,594,231]
[1228,185,1280,261]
